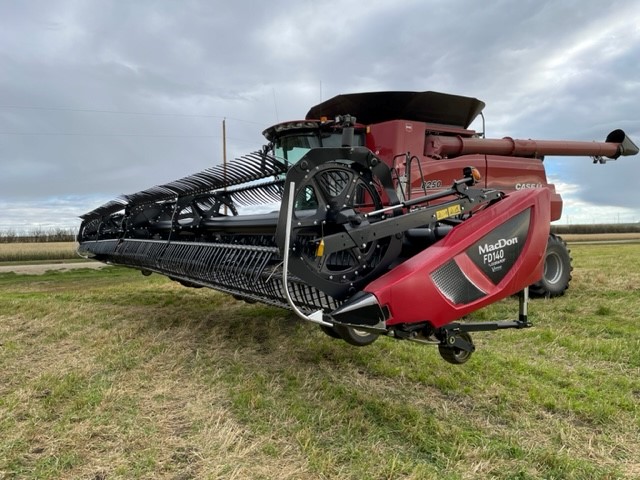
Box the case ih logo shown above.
[515,183,543,190]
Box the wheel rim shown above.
[453,348,471,362]
[544,251,563,285]
[352,329,372,338]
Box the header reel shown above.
[276,147,403,300]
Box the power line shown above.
[0,104,265,125]
[0,132,217,138]
[0,131,261,144]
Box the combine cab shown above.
[78,91,638,363]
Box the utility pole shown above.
[223,118,227,216]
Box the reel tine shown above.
[82,151,287,219]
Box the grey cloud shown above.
[1,0,639,230]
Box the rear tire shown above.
[332,325,379,347]
[529,234,572,298]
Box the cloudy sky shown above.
[1,0,639,232]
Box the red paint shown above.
[425,135,621,158]
[365,120,567,220]
[364,188,551,328]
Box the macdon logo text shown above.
[479,237,519,264]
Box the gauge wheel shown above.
[438,332,473,364]
[319,324,342,339]
[332,324,379,347]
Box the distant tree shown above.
[30,226,45,243]
[48,227,75,242]
[2,229,18,243]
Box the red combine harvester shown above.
[78,91,638,363]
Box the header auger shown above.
[78,90,637,363]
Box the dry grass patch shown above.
[0,242,78,263]
[562,232,640,243]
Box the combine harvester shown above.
[78,91,638,363]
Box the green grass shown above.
[0,245,639,479]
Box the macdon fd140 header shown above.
[77,91,638,364]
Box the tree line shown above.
[551,223,640,235]
[0,227,76,243]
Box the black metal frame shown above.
[78,145,524,338]
[436,288,532,353]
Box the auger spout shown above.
[424,129,638,160]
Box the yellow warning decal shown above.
[436,204,462,220]
[316,239,325,257]
[448,204,462,216]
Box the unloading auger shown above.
[78,90,638,363]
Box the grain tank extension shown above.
[78,91,637,363]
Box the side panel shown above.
[400,153,561,221]
[364,188,551,328]
[486,155,562,221]
[407,154,487,197]
[365,121,562,220]
[367,120,426,163]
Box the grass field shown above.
[1,244,639,479]
[560,233,640,243]
[0,242,78,263]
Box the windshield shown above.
[273,132,364,165]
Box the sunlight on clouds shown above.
[99,48,142,75]
[0,196,109,233]
[258,0,419,62]
[539,12,640,85]
[549,176,638,224]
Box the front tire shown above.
[332,325,379,347]
[529,234,572,298]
